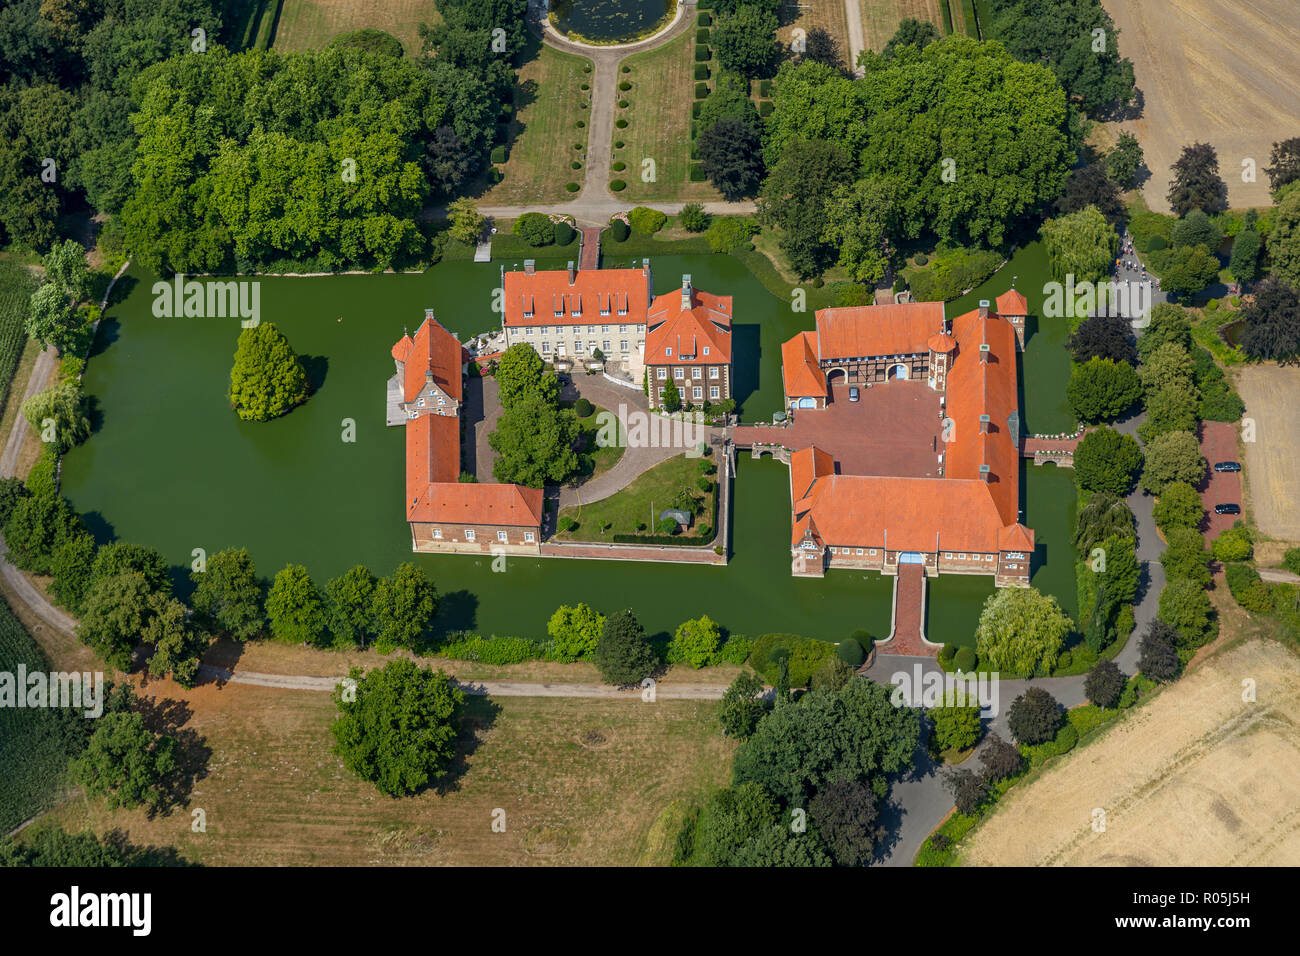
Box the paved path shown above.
[0,345,56,478]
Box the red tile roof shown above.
[646,284,732,364]
[784,304,1032,557]
[781,331,825,398]
[815,302,945,360]
[502,265,652,327]
[396,317,542,531]
[996,288,1029,316]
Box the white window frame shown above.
[465,529,476,542]
[497,531,508,543]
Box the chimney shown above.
[424,308,434,323]
[567,261,576,285]
[978,299,990,319]
[979,464,991,482]
[979,414,991,434]
[642,258,651,277]
[681,274,692,310]
[979,343,990,364]
[643,258,653,305]
[524,259,535,275]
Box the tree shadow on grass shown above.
[132,694,212,820]
[429,693,503,797]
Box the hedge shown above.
[759,79,772,97]
[610,533,713,546]
[434,633,548,665]
[696,28,710,43]
[490,145,507,164]
[689,163,706,182]
[695,46,710,62]
[691,101,703,119]
[695,82,708,99]
[694,63,708,80]
[749,634,837,687]
[758,100,774,117]
[697,12,711,27]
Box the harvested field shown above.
[273,0,441,56]
[1233,365,1300,542]
[961,638,1300,866]
[1101,0,1300,212]
[860,0,948,50]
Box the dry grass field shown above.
[42,679,734,866]
[776,0,851,51]
[1233,365,1300,543]
[961,637,1300,866]
[273,0,441,56]
[1100,0,1300,212]
[860,0,948,50]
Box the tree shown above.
[978,732,1022,781]
[1085,660,1125,708]
[1266,137,1300,194]
[712,6,778,78]
[1238,275,1300,363]
[808,780,882,866]
[1139,341,1195,394]
[77,570,158,671]
[494,342,559,410]
[190,547,264,640]
[1074,426,1143,496]
[1055,165,1125,229]
[372,562,437,653]
[2,492,82,575]
[692,782,780,866]
[1167,142,1228,216]
[1161,527,1211,587]
[1152,481,1204,530]
[732,679,920,805]
[142,592,207,688]
[446,196,486,244]
[1105,131,1145,189]
[228,323,310,422]
[21,380,91,453]
[1067,357,1142,422]
[48,530,97,613]
[512,212,554,247]
[1138,385,1199,443]
[1007,686,1062,745]
[697,118,765,200]
[1139,619,1180,681]
[669,614,722,668]
[1138,303,1194,360]
[759,138,853,278]
[881,18,939,58]
[679,202,709,232]
[70,708,178,812]
[1159,577,1215,648]
[1068,314,1137,365]
[1140,430,1205,494]
[800,27,843,71]
[1161,244,1220,299]
[696,72,761,134]
[324,564,376,648]
[265,564,329,646]
[26,283,89,356]
[719,672,769,738]
[943,767,987,815]
[974,587,1070,677]
[41,239,91,302]
[660,376,681,413]
[546,602,605,662]
[822,177,900,285]
[931,691,981,752]
[1073,492,1135,553]
[1212,527,1254,563]
[489,394,580,487]
[330,659,465,797]
[1266,188,1300,287]
[89,542,171,595]
[593,609,657,685]
[1229,228,1263,285]
[423,126,474,197]
[1170,209,1222,250]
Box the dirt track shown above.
[1102,0,1300,212]
[961,639,1300,866]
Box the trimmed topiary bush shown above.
[953,646,976,672]
[619,80,632,91]
[490,145,507,164]
[938,643,957,664]
[697,12,711,27]
[615,118,628,129]
[612,160,626,172]
[573,398,594,418]
[694,63,708,80]
[554,221,575,245]
[836,637,866,667]
[689,163,706,182]
[696,28,710,43]
[570,160,582,170]
[628,206,667,234]
[759,79,772,97]
[614,140,625,149]
[513,212,555,247]
[695,46,710,62]
[576,120,585,128]
[610,179,627,192]
[695,82,708,99]
[618,99,629,108]
[610,219,630,242]
[565,182,579,193]
[758,100,774,118]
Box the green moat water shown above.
[549,0,674,44]
[61,245,1076,646]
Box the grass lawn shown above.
[39,683,735,866]
[613,31,719,202]
[777,0,851,51]
[861,0,950,49]
[556,452,717,543]
[273,0,441,56]
[484,38,594,204]
[570,401,626,482]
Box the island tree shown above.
[228,323,310,422]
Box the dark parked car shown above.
[1213,461,1242,472]
[848,386,860,402]
[1214,503,1241,515]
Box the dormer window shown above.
[416,398,425,407]
[703,346,710,356]
[665,347,672,356]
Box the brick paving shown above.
[880,563,935,658]
[733,381,944,478]
[1198,420,1243,541]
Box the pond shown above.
[549,0,675,44]
[62,246,1076,648]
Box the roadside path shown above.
[845,0,866,75]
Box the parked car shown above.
[848,386,860,402]
[1213,461,1242,472]
[1214,503,1241,515]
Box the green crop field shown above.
[0,601,82,835]
[0,259,37,421]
